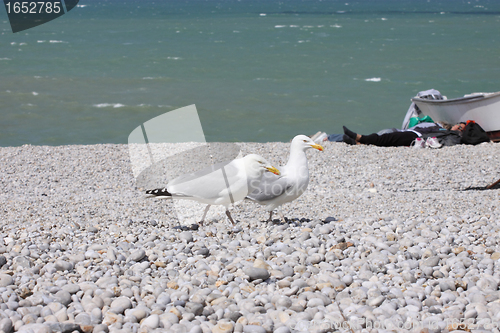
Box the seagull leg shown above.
[198,205,211,226]
[225,210,236,225]
[267,211,273,222]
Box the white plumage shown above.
[246,135,323,222]
[146,154,280,225]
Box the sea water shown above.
[1,0,500,146]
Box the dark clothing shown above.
[359,131,418,147]
[460,121,490,145]
[421,130,462,146]
[412,125,443,134]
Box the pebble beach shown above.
[1,141,500,333]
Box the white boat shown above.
[411,91,500,142]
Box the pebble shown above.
[212,320,233,333]
[54,259,74,272]
[141,314,160,329]
[54,290,72,307]
[0,143,499,333]
[185,302,204,316]
[0,318,12,333]
[274,327,291,333]
[128,249,146,262]
[110,297,132,313]
[0,274,13,287]
[243,325,266,333]
[179,231,194,243]
[245,267,270,281]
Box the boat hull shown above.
[411,91,500,141]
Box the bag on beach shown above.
[408,115,434,128]
[461,121,490,145]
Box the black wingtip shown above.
[145,188,172,196]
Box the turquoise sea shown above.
[1,0,500,146]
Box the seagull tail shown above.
[145,188,172,197]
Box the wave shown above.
[37,40,68,44]
[275,24,342,29]
[92,103,172,108]
[93,103,126,108]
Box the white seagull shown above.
[146,154,280,225]
[246,135,323,222]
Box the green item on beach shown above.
[408,115,434,128]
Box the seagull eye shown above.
[303,140,308,142]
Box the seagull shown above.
[245,135,323,222]
[146,154,280,225]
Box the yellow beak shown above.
[266,166,281,175]
[311,144,324,151]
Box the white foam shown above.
[32,92,39,96]
[49,40,67,43]
[93,103,125,108]
[275,25,286,28]
[77,4,87,7]
[330,24,342,28]
[260,13,266,16]
[365,77,381,82]
[166,57,182,60]
[0,58,11,61]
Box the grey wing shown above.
[247,173,291,202]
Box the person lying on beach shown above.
[341,122,466,148]
[312,120,456,144]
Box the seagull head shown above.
[292,134,324,151]
[243,154,280,176]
